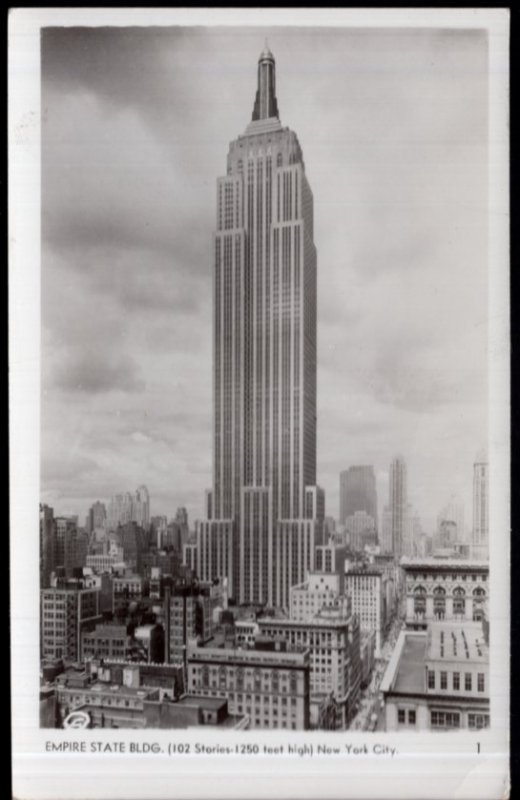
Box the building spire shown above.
[252,43,279,121]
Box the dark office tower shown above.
[40,503,55,589]
[86,501,107,535]
[196,44,325,608]
[339,466,378,528]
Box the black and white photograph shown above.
[10,8,509,800]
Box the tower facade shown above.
[472,450,489,560]
[388,456,407,558]
[196,45,324,608]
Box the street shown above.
[349,611,405,731]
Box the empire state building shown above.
[194,45,325,609]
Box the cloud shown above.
[53,350,145,395]
[40,26,489,530]
[131,431,153,444]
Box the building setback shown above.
[194,44,325,609]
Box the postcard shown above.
[9,8,510,799]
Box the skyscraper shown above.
[437,494,465,545]
[107,486,150,532]
[86,500,107,537]
[387,456,407,558]
[196,44,324,608]
[339,466,378,529]
[472,450,489,559]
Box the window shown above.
[408,710,416,725]
[398,709,406,724]
[468,713,489,730]
[431,711,460,729]
[477,673,485,692]
[440,671,447,690]
[427,670,435,689]
[453,672,460,691]
[465,673,472,691]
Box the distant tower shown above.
[388,457,407,558]
[437,494,465,544]
[196,44,325,608]
[133,485,150,530]
[472,450,489,559]
[339,466,378,530]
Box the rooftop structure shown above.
[380,621,490,732]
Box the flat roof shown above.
[177,695,227,711]
[392,635,427,694]
[400,558,489,571]
[426,622,488,662]
[259,614,350,629]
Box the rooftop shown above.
[175,695,227,712]
[426,622,488,663]
[400,558,489,571]
[259,613,350,630]
[391,635,427,694]
[82,681,156,698]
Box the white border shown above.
[9,8,510,800]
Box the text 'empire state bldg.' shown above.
[195,46,325,609]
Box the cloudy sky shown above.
[41,25,489,533]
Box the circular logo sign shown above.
[63,710,90,729]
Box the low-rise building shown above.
[315,542,347,574]
[380,620,489,731]
[55,661,247,729]
[187,637,310,730]
[41,582,101,662]
[86,553,125,573]
[82,623,129,660]
[88,659,185,700]
[56,673,158,729]
[144,695,248,729]
[234,620,260,647]
[112,573,144,615]
[401,558,489,629]
[165,582,219,665]
[290,571,345,621]
[343,568,387,657]
[258,604,360,729]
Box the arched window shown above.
[453,587,466,616]
[237,159,243,172]
[413,585,427,616]
[277,152,283,167]
[433,586,446,619]
[472,587,486,620]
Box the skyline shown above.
[41,26,489,531]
